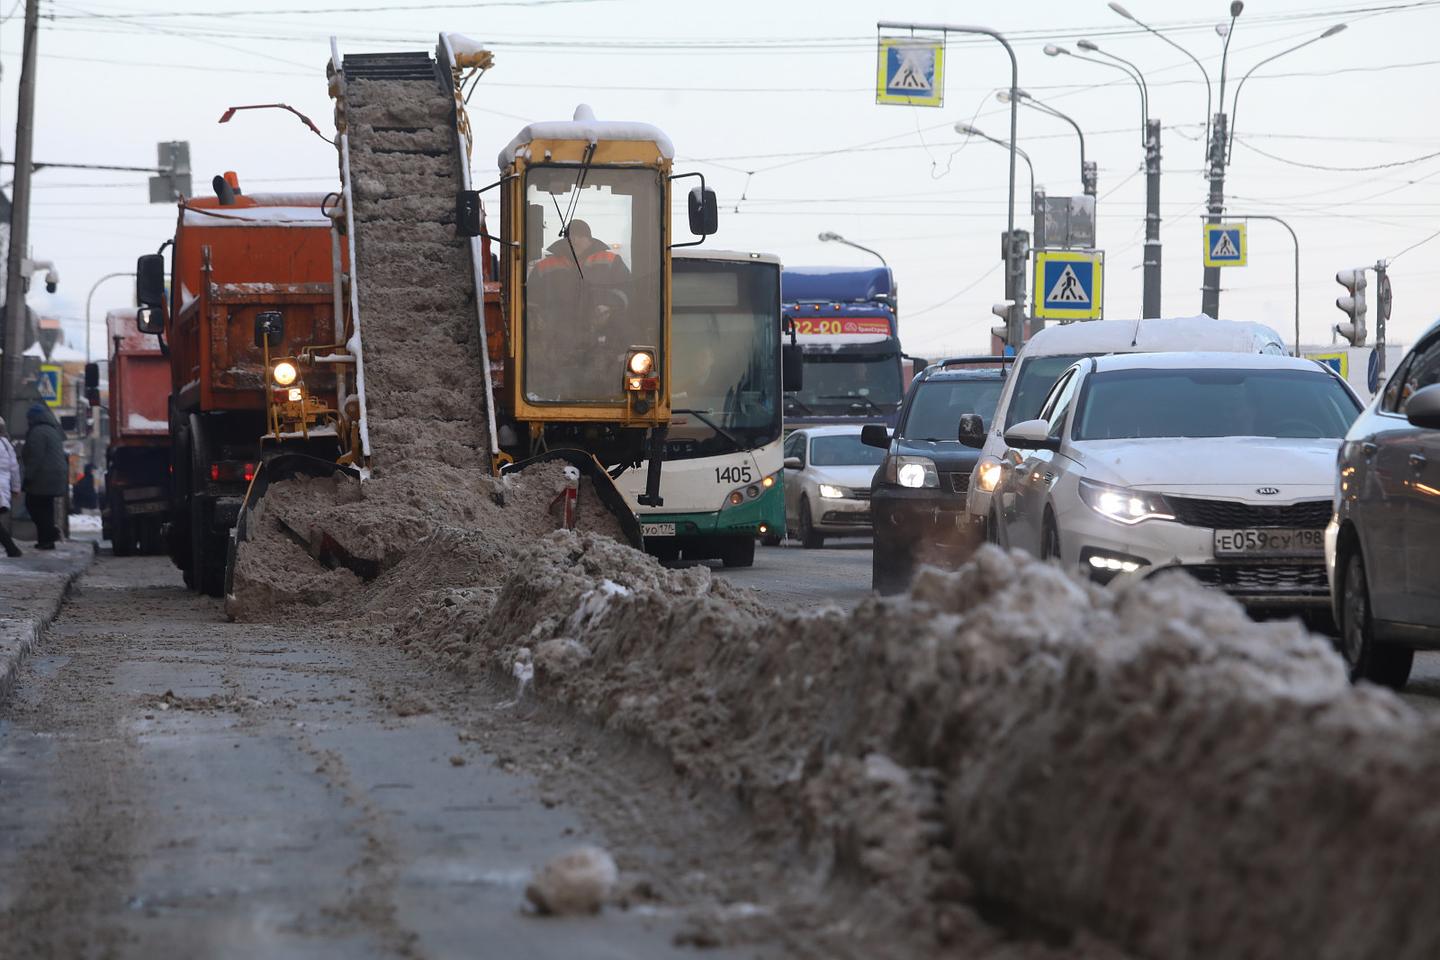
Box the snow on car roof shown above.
[497,104,673,169]
[1089,351,1325,372]
[1019,316,1286,358]
[792,423,870,437]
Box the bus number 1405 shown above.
[715,464,753,484]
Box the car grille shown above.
[1168,562,1329,597]
[848,487,872,501]
[1166,496,1331,529]
[822,510,872,526]
[949,472,970,494]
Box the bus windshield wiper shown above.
[674,408,743,450]
[784,395,816,415]
[821,394,886,415]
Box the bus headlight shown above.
[272,361,298,386]
[627,350,654,376]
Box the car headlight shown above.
[1078,478,1174,525]
[974,456,1004,493]
[818,483,846,499]
[885,455,939,489]
[627,350,654,376]
[272,361,298,386]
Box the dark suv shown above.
[862,357,1012,594]
[1329,319,1440,689]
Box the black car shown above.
[862,357,1012,594]
[1330,319,1440,689]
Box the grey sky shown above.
[5,0,1439,361]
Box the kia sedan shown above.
[994,352,1361,616]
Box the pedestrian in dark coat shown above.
[20,402,66,550]
[73,463,99,511]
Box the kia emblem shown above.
[1256,486,1280,496]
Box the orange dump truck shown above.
[134,179,344,594]
[101,307,172,555]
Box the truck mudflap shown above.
[501,449,645,551]
[224,454,363,601]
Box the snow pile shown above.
[390,538,1440,958]
[525,845,618,916]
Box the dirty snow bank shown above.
[399,537,1440,959]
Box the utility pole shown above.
[1201,112,1227,318]
[1,0,40,425]
[1143,119,1162,319]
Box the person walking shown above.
[73,463,99,514]
[0,416,22,558]
[20,403,66,550]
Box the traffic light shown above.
[148,141,192,203]
[1335,267,1368,346]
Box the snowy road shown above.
[0,557,781,960]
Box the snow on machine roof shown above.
[498,104,674,169]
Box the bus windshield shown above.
[667,258,781,458]
[787,342,904,417]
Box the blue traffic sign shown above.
[1033,250,1103,320]
[37,364,62,408]
[1368,347,1381,395]
[1203,223,1247,267]
[875,38,945,107]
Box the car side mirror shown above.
[136,305,164,336]
[958,413,986,448]
[136,253,167,312]
[254,310,284,350]
[860,423,890,449]
[783,456,802,470]
[1003,418,1059,452]
[782,342,803,390]
[1407,383,1440,429]
[688,186,718,236]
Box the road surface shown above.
[711,539,873,610]
[0,556,782,960]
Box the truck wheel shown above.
[799,498,824,549]
[140,519,166,555]
[189,415,225,597]
[109,490,134,557]
[720,536,755,568]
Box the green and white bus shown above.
[617,249,786,567]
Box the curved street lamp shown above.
[997,88,1091,195]
[1227,24,1346,160]
[818,231,888,268]
[1107,1,1213,158]
[955,122,1035,208]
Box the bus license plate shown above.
[642,522,676,538]
[1213,528,1324,557]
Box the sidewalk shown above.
[0,541,96,700]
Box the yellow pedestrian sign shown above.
[1204,223,1247,267]
[37,363,63,408]
[1034,250,1103,320]
[875,38,945,107]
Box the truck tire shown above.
[720,535,755,568]
[110,492,134,558]
[171,417,194,585]
[188,414,226,597]
[139,519,166,556]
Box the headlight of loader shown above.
[1078,478,1175,525]
[272,361,298,386]
[627,350,655,376]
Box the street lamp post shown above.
[85,272,136,366]
[1234,214,1300,354]
[817,231,888,268]
[954,123,1035,208]
[997,89,1092,196]
[1047,42,1161,318]
[877,20,1026,349]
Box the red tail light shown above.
[210,460,259,484]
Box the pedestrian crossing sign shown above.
[37,363,63,408]
[1204,223,1247,267]
[1034,250,1103,320]
[876,38,945,107]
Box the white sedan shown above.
[992,352,1362,615]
